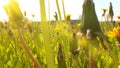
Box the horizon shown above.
[0,0,120,21]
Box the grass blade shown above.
[39,0,55,68]
[56,0,62,22]
[62,0,66,20]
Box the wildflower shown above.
[106,27,120,41]
[117,20,120,24]
[31,14,35,18]
[117,16,120,19]
[55,27,60,32]
[55,23,68,33]
[101,8,108,11]
[107,27,120,48]
[113,27,120,37]
[101,8,108,16]
[77,23,80,27]
[106,31,115,37]
[65,14,71,20]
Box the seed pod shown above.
[57,43,67,68]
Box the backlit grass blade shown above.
[39,0,55,68]
[56,0,62,22]
[62,0,66,20]
[48,0,50,22]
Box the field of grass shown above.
[0,0,120,68]
[0,20,120,68]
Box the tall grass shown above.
[1,0,120,68]
[62,0,66,20]
[39,0,55,68]
[4,0,41,68]
[56,0,62,22]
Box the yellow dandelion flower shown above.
[106,27,120,38]
[116,27,120,37]
[77,23,81,27]
[113,28,119,37]
[117,20,120,24]
[117,16,120,19]
[106,31,115,37]
[65,14,71,20]
[101,8,108,11]
[55,27,60,32]
[62,23,67,27]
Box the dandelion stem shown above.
[18,29,41,68]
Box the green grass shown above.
[0,20,120,68]
[1,0,120,68]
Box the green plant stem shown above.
[18,29,41,68]
[62,0,66,20]
[56,0,62,22]
[48,0,50,23]
[39,0,55,68]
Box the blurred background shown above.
[0,0,120,21]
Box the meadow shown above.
[0,17,120,68]
[0,0,120,68]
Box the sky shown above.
[0,0,120,21]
